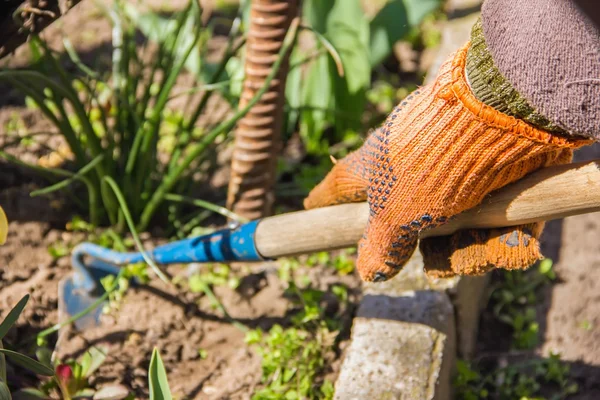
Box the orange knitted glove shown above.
[304,44,590,282]
[419,147,573,279]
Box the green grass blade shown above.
[184,32,245,132]
[149,348,172,400]
[3,76,87,167]
[0,349,54,376]
[138,18,300,231]
[0,295,29,340]
[164,193,248,222]
[0,131,56,151]
[166,11,244,172]
[102,177,170,284]
[177,210,211,237]
[0,71,104,170]
[0,341,6,383]
[63,38,100,79]
[128,18,203,173]
[0,381,10,400]
[29,37,107,163]
[12,388,47,399]
[300,25,345,77]
[30,154,104,197]
[167,80,233,101]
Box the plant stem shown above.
[36,291,110,341]
[164,193,249,223]
[102,177,171,284]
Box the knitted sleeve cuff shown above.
[465,18,566,134]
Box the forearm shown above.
[468,0,600,139]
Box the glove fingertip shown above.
[356,228,418,282]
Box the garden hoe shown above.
[59,160,600,329]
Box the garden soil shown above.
[0,1,360,398]
[1,0,600,399]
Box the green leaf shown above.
[0,381,10,400]
[123,2,203,76]
[0,295,29,340]
[225,56,244,99]
[403,0,443,27]
[13,388,50,399]
[0,341,5,383]
[73,388,95,398]
[324,1,370,134]
[324,0,370,90]
[34,348,52,370]
[282,368,296,383]
[79,346,107,378]
[538,258,553,275]
[0,349,54,376]
[303,0,335,33]
[148,348,172,400]
[369,0,442,66]
[300,53,332,153]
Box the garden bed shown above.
[2,0,599,399]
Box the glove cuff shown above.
[453,43,592,149]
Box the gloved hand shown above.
[304,44,590,282]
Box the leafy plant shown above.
[290,0,442,155]
[490,259,556,350]
[0,0,297,234]
[454,354,578,400]
[306,249,356,275]
[245,252,354,399]
[128,0,441,159]
[25,346,109,400]
[188,263,240,294]
[101,263,150,312]
[0,295,55,398]
[246,325,334,400]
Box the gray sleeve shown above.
[481,0,600,138]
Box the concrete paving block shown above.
[334,290,456,400]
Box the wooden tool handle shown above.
[255,160,600,258]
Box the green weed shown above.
[188,263,241,293]
[246,325,335,400]
[491,259,555,350]
[306,249,356,275]
[101,263,150,313]
[454,259,578,399]
[454,354,578,400]
[245,252,354,399]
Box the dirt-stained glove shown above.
[304,44,590,282]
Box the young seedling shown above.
[27,346,109,400]
[148,348,172,400]
[490,259,556,350]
